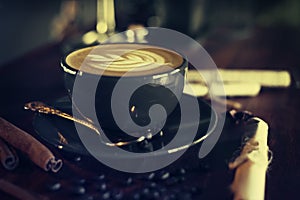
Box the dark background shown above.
[0,0,300,65]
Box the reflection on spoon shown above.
[24,101,146,147]
[24,101,100,134]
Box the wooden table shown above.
[0,27,300,199]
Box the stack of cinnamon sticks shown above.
[0,117,62,172]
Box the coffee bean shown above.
[165,177,179,186]
[102,191,111,199]
[142,188,150,195]
[153,191,160,199]
[133,193,141,200]
[98,183,107,191]
[73,178,86,185]
[179,168,186,175]
[179,176,186,182]
[160,172,170,180]
[190,186,202,195]
[94,174,106,181]
[47,182,61,192]
[112,190,123,200]
[125,177,133,185]
[159,187,167,193]
[72,186,86,195]
[149,182,158,188]
[147,172,156,180]
[73,156,81,162]
[162,193,177,200]
[86,195,94,200]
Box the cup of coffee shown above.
[61,43,187,140]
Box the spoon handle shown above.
[24,101,100,135]
[24,101,147,147]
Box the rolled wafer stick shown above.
[0,138,19,170]
[229,117,270,200]
[0,117,62,172]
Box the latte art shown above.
[65,44,183,77]
[88,49,172,72]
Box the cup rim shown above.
[60,43,188,79]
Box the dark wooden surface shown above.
[0,27,300,199]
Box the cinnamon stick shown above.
[0,179,47,200]
[0,138,19,170]
[0,117,62,172]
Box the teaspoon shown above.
[24,101,146,147]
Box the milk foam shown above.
[66,44,183,77]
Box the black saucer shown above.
[33,94,216,156]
